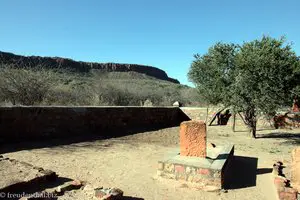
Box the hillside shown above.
[0,51,179,84]
[0,51,202,106]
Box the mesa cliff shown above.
[0,51,179,84]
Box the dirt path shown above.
[2,125,299,200]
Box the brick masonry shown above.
[291,147,300,192]
[273,113,300,129]
[180,121,206,157]
[0,106,190,141]
[157,144,234,189]
[157,162,222,188]
[272,161,298,200]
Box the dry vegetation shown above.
[0,66,203,106]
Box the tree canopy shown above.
[188,36,300,138]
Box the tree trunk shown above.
[205,106,209,124]
[250,120,257,138]
[232,113,236,132]
[244,107,257,138]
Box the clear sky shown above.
[0,0,299,86]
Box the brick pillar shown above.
[291,147,300,192]
[180,120,206,157]
[292,98,299,112]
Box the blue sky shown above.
[0,0,299,86]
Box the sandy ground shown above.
[1,125,300,200]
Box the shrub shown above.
[0,65,203,106]
[0,66,58,105]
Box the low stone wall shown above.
[179,107,211,121]
[180,107,271,128]
[157,144,234,190]
[157,162,222,188]
[272,161,298,200]
[274,112,300,129]
[0,106,190,141]
[291,148,300,192]
[180,107,248,126]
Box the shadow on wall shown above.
[224,156,273,190]
[0,107,191,154]
[224,156,257,189]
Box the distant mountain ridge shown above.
[0,51,180,84]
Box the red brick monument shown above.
[157,120,234,190]
[180,121,207,158]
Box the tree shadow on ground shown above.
[233,128,276,133]
[257,132,300,139]
[224,156,271,190]
[256,132,300,145]
[121,197,144,200]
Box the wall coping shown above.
[0,106,177,109]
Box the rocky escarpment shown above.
[0,51,180,84]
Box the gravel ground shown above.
[2,125,299,200]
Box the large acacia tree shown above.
[188,36,300,138]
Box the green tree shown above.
[188,36,300,138]
[188,42,239,105]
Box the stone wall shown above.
[272,161,298,200]
[0,106,190,141]
[274,112,300,129]
[291,147,300,192]
[179,107,211,121]
[180,107,271,129]
[157,162,223,188]
[157,144,234,190]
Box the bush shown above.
[0,65,203,106]
[97,85,138,106]
[0,66,58,105]
[44,85,97,106]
